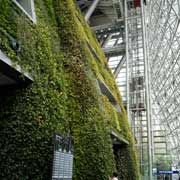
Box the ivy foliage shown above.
[0,0,140,180]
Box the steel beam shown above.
[92,21,124,36]
[85,0,100,22]
[100,34,113,47]
[113,55,126,78]
[102,44,125,57]
[140,0,152,179]
[124,0,130,123]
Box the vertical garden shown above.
[0,0,140,179]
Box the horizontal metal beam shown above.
[92,20,124,32]
[102,44,125,57]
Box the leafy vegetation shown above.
[0,0,140,179]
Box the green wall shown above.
[0,0,140,179]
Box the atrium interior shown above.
[77,0,180,179]
[1,0,180,180]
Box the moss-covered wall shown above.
[0,0,140,179]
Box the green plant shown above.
[0,0,140,179]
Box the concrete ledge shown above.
[86,40,101,62]
[0,50,33,87]
[97,79,121,112]
[110,130,129,145]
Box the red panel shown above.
[134,0,140,8]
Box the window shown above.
[12,0,36,23]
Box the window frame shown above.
[12,0,36,23]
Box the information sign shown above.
[52,134,74,180]
[156,170,179,174]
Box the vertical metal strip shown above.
[140,0,153,179]
[124,0,130,123]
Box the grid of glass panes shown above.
[148,0,180,165]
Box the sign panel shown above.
[52,134,74,180]
[156,170,179,174]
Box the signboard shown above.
[156,170,179,175]
[52,134,74,180]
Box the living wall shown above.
[0,0,140,180]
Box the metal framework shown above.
[124,1,152,178]
[148,0,180,167]
[77,0,152,179]
[77,0,180,179]
[93,1,153,178]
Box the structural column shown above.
[140,0,153,179]
[124,0,130,123]
[85,0,100,22]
